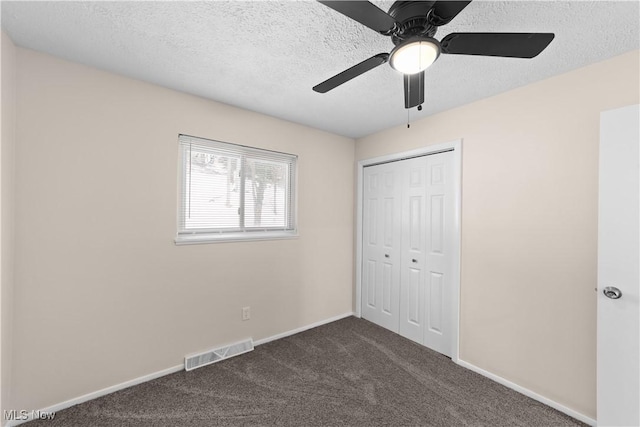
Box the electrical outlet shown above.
[242,306,250,321]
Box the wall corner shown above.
[1,29,18,426]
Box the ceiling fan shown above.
[312,1,555,110]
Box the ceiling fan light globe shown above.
[390,38,441,74]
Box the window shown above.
[176,134,297,244]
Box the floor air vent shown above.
[185,338,254,371]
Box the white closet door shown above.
[399,156,428,343]
[362,151,454,358]
[423,152,454,357]
[362,162,402,332]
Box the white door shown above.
[423,153,454,356]
[363,151,455,358]
[597,104,639,427]
[362,162,402,332]
[399,156,428,344]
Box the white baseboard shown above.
[254,312,354,346]
[456,359,596,426]
[6,364,184,426]
[6,312,355,426]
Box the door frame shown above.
[355,139,463,362]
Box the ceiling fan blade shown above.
[318,1,397,34]
[429,1,472,26]
[404,72,425,109]
[313,53,389,93]
[441,33,555,58]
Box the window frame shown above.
[175,134,298,245]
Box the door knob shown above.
[384,254,390,258]
[412,259,417,263]
[603,286,622,299]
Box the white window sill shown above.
[175,231,298,245]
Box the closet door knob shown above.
[412,259,417,263]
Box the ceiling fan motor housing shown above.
[389,1,438,45]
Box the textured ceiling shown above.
[2,1,639,138]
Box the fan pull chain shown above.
[407,105,423,129]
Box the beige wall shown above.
[11,47,355,411]
[1,31,17,425]
[355,50,640,419]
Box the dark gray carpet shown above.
[30,317,585,426]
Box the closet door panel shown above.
[424,152,454,357]
[399,157,428,343]
[362,162,401,332]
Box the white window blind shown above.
[176,134,297,244]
